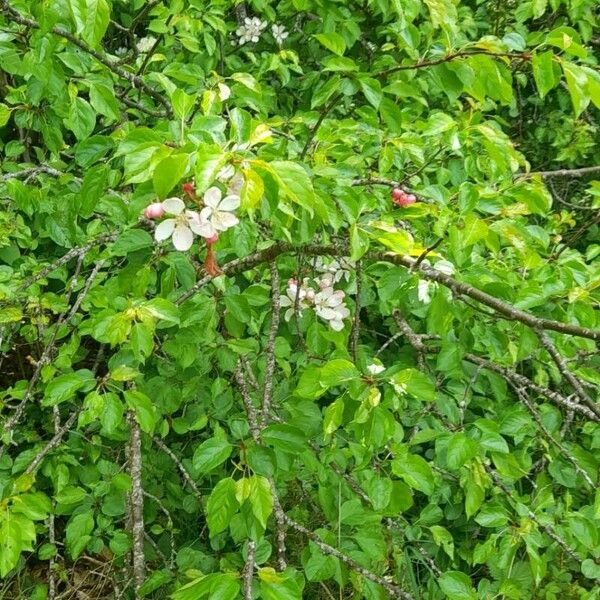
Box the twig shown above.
[261,262,280,426]
[0,165,62,181]
[142,490,175,569]
[284,516,414,600]
[485,466,582,564]
[350,261,362,363]
[300,94,342,159]
[464,353,599,422]
[536,329,599,417]
[128,412,145,598]
[518,165,600,179]
[152,437,203,498]
[376,50,527,77]
[243,540,255,600]
[509,384,594,487]
[25,410,79,474]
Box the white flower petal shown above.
[172,225,194,251]
[162,197,185,215]
[329,318,344,331]
[219,194,240,211]
[213,211,239,231]
[204,187,222,208]
[154,219,176,241]
[316,307,338,320]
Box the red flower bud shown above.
[182,182,195,198]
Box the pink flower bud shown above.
[305,289,315,302]
[144,202,166,219]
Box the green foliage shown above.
[0,0,599,598]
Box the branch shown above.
[0,165,63,181]
[519,165,600,179]
[128,412,145,598]
[25,410,79,474]
[536,329,599,417]
[261,262,280,426]
[464,353,599,422]
[300,94,342,159]
[243,540,255,600]
[350,261,362,363]
[376,50,528,77]
[176,241,600,341]
[284,516,414,600]
[0,0,172,117]
[152,436,202,499]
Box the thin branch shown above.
[0,165,62,181]
[284,516,414,600]
[376,49,527,77]
[509,384,594,487]
[128,412,145,598]
[25,410,79,474]
[536,329,599,416]
[176,241,600,341]
[300,94,342,159]
[350,261,362,363]
[464,353,599,422]
[152,437,203,498]
[518,165,600,179]
[243,540,255,600]
[261,262,280,426]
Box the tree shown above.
[0,0,599,598]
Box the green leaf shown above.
[0,103,11,127]
[392,452,435,495]
[320,359,360,388]
[358,77,383,109]
[43,371,95,407]
[323,397,344,435]
[124,390,157,434]
[262,424,306,454]
[141,298,180,324]
[206,478,239,536]
[446,433,478,470]
[532,51,559,98]
[0,512,36,577]
[438,571,477,600]
[313,33,346,56]
[562,61,590,116]
[321,56,358,72]
[350,225,370,260]
[111,230,154,256]
[68,0,110,47]
[64,97,96,141]
[192,438,232,475]
[153,154,189,199]
[270,161,317,214]
[194,145,228,193]
[249,475,273,528]
[241,169,264,210]
[66,512,94,559]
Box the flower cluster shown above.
[280,275,350,331]
[144,169,241,255]
[234,16,288,46]
[236,17,268,44]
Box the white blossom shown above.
[279,278,310,321]
[272,24,289,45]
[154,198,205,251]
[136,36,156,53]
[315,257,355,283]
[236,17,268,45]
[417,280,432,304]
[198,187,240,238]
[314,287,350,331]
[367,363,385,375]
